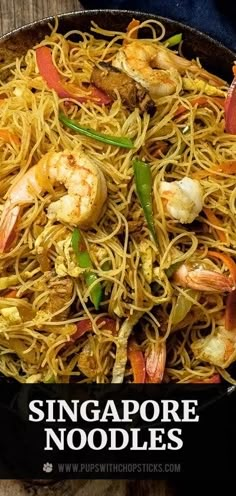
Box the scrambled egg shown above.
[0,307,21,324]
[182,77,226,97]
[55,235,109,277]
[55,236,81,277]
[191,326,236,369]
[139,240,154,284]
[0,275,19,290]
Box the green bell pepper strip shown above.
[71,228,103,310]
[133,159,157,244]
[164,33,182,47]
[59,112,134,149]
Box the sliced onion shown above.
[171,289,198,326]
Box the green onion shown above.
[71,228,103,310]
[59,112,134,149]
[133,158,157,244]
[164,33,182,47]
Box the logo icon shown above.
[43,462,53,473]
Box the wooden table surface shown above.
[0,0,83,37]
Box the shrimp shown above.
[159,177,203,224]
[192,289,236,368]
[191,326,236,369]
[0,150,107,253]
[112,40,224,99]
[145,342,166,383]
[113,41,179,98]
[172,262,234,293]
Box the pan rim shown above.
[0,8,235,58]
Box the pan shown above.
[0,10,235,487]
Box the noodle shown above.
[0,18,235,384]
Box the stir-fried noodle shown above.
[0,18,235,384]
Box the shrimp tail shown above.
[145,342,166,383]
[0,205,20,253]
[154,46,225,87]
[173,264,234,292]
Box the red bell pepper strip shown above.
[191,374,221,383]
[207,250,236,286]
[3,289,18,298]
[36,46,111,105]
[225,289,236,331]
[174,96,225,118]
[127,338,146,383]
[225,66,236,134]
[71,317,117,342]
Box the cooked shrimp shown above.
[159,177,203,224]
[145,342,166,383]
[172,262,234,292]
[192,290,236,368]
[0,150,107,253]
[113,41,179,98]
[191,326,236,369]
[77,340,98,378]
[113,41,224,99]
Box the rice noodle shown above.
[0,19,235,384]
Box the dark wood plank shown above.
[0,0,83,37]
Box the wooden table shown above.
[0,0,83,37]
